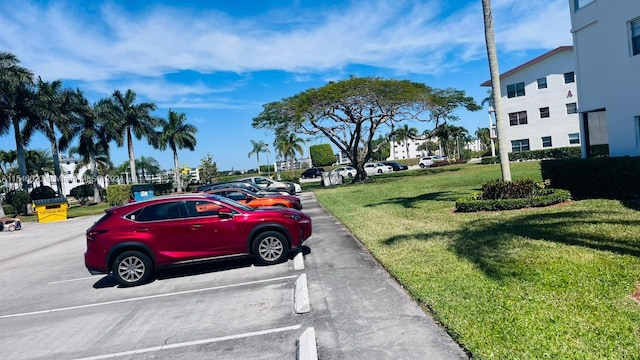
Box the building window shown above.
[542,136,552,148]
[569,133,580,144]
[509,111,528,126]
[564,72,575,84]
[539,107,550,118]
[507,82,525,98]
[631,18,640,56]
[537,77,547,89]
[511,139,530,152]
[566,103,577,114]
[574,0,595,10]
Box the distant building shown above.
[569,0,640,157]
[481,46,580,153]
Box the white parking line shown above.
[48,276,96,285]
[73,324,302,360]
[0,275,297,319]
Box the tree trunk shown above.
[127,127,138,184]
[482,0,512,181]
[12,118,29,190]
[173,148,181,193]
[49,120,64,196]
[91,155,100,203]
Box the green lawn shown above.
[313,162,640,359]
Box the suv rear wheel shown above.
[253,231,289,265]
[112,251,153,287]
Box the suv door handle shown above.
[136,227,149,232]
[191,224,202,229]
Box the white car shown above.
[364,163,393,175]
[237,176,295,195]
[333,166,357,179]
[419,156,434,168]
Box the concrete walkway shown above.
[299,192,469,360]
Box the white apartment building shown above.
[569,0,640,157]
[481,46,581,153]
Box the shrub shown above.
[2,204,16,216]
[481,156,499,164]
[481,179,538,200]
[106,185,131,206]
[30,186,57,200]
[153,182,173,195]
[6,190,30,215]
[310,144,337,167]
[70,184,94,205]
[279,173,300,183]
[455,188,571,212]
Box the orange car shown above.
[205,188,302,210]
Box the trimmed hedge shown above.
[541,156,640,198]
[455,188,571,212]
[106,185,131,206]
[2,204,15,216]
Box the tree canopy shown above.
[252,76,479,182]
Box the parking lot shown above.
[0,214,312,360]
[0,194,467,360]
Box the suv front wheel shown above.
[253,231,289,265]
[112,251,153,287]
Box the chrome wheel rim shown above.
[117,256,146,283]
[258,237,284,261]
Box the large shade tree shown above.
[253,77,480,182]
[101,89,159,184]
[157,109,197,192]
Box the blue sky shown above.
[0,0,572,171]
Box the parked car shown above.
[197,181,290,196]
[301,167,324,179]
[84,194,312,287]
[333,166,357,179]
[238,176,300,195]
[205,188,302,210]
[419,156,434,168]
[382,161,408,171]
[364,163,393,175]
[0,217,22,231]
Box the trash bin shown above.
[131,184,155,201]
[33,197,69,223]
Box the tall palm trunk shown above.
[173,147,181,193]
[482,0,511,181]
[127,128,138,184]
[12,118,29,190]
[90,155,100,202]
[49,118,63,195]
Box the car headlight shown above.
[286,214,302,221]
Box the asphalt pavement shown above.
[299,191,469,360]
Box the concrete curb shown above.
[294,273,310,313]
[294,252,305,270]
[296,327,318,360]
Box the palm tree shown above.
[101,89,159,184]
[23,78,79,195]
[157,109,197,192]
[25,149,54,187]
[0,52,36,190]
[482,0,511,180]
[248,140,268,173]
[135,156,161,183]
[395,124,418,159]
[60,90,114,201]
[475,127,491,152]
[275,130,305,173]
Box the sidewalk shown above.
[299,192,469,360]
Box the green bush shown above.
[279,173,300,183]
[310,144,336,167]
[153,182,173,195]
[70,184,94,204]
[30,186,57,200]
[481,179,538,199]
[541,156,640,198]
[2,204,15,216]
[455,188,571,212]
[106,185,131,206]
[6,190,30,215]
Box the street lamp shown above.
[265,144,270,176]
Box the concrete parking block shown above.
[294,273,310,313]
[294,251,305,270]
[296,327,318,360]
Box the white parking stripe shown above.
[48,276,96,285]
[73,324,302,360]
[0,275,297,319]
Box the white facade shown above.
[569,0,640,157]
[482,46,581,153]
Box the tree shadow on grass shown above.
[383,209,640,280]
[365,191,468,208]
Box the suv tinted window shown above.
[136,202,184,222]
[185,200,222,217]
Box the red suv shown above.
[84,194,312,287]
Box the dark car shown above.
[84,194,312,287]
[382,161,408,171]
[301,167,324,178]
